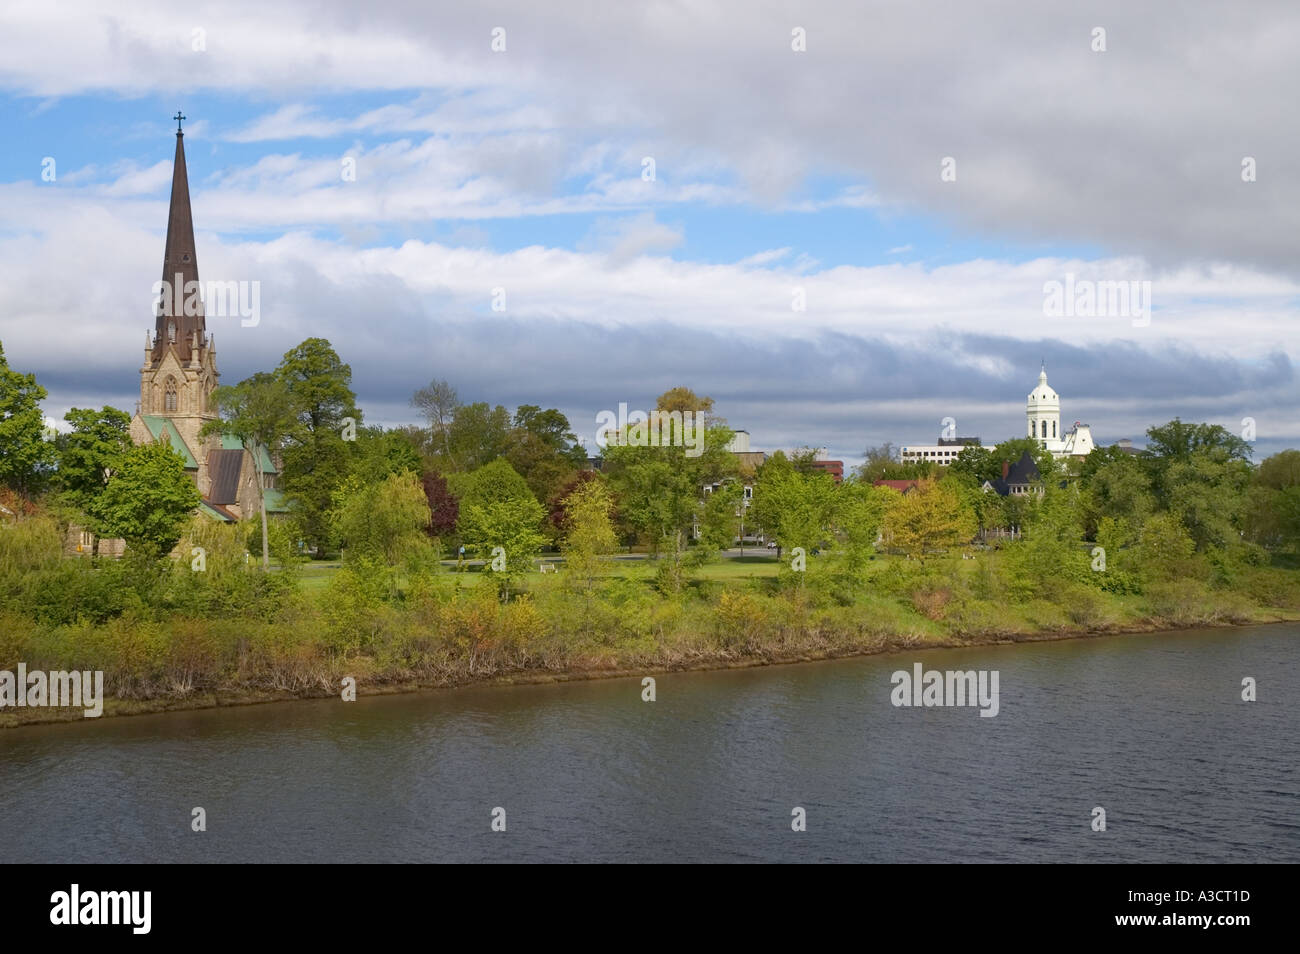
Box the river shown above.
[1,624,1296,863]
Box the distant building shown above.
[898,366,1095,466]
[810,459,844,483]
[901,436,981,467]
[981,450,1042,497]
[1026,366,1095,460]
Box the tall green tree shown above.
[203,372,295,569]
[601,391,736,590]
[275,338,359,554]
[446,402,512,472]
[833,479,892,576]
[561,477,619,611]
[748,451,837,568]
[92,441,201,556]
[0,342,53,497]
[329,471,434,594]
[455,458,546,599]
[55,406,132,551]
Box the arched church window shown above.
[167,321,176,343]
[1053,421,1057,438]
[165,377,178,413]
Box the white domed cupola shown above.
[1027,364,1061,444]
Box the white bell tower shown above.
[1026,364,1060,446]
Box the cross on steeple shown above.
[174,111,186,133]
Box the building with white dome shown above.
[899,365,1095,467]
[1027,365,1094,460]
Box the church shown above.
[126,117,285,524]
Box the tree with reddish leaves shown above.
[546,470,607,539]
[422,471,459,538]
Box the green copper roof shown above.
[197,502,235,522]
[262,488,289,513]
[140,415,198,468]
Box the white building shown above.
[900,439,980,467]
[898,366,1095,464]
[1027,365,1095,460]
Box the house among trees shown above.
[126,119,286,525]
[982,450,1042,497]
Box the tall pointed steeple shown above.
[154,112,205,364]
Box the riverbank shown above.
[5,602,1297,728]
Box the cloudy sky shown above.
[2,0,1297,464]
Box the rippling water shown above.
[1,624,1296,863]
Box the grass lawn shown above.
[290,549,790,592]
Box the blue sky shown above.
[1,1,1298,464]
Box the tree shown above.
[748,451,837,569]
[55,406,132,552]
[446,402,512,472]
[854,442,902,482]
[1080,455,1154,540]
[330,471,433,576]
[275,338,360,554]
[655,386,714,416]
[561,477,619,606]
[203,372,295,569]
[880,479,976,563]
[0,342,53,497]
[92,442,201,556]
[834,479,892,575]
[346,426,422,484]
[411,378,459,461]
[421,471,460,539]
[695,480,743,564]
[1137,512,1200,583]
[455,459,546,599]
[946,445,995,485]
[601,388,736,588]
[1257,450,1300,491]
[1144,418,1251,464]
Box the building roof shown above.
[1005,449,1040,484]
[139,415,198,468]
[219,433,276,473]
[205,449,243,504]
[198,501,238,522]
[982,450,1041,496]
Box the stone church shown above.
[126,118,284,524]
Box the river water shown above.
[1,624,1296,863]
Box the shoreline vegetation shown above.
[4,613,1298,729]
[4,552,1298,728]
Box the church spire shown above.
[155,113,204,363]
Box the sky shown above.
[2,0,1298,466]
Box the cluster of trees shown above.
[4,331,1300,610]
